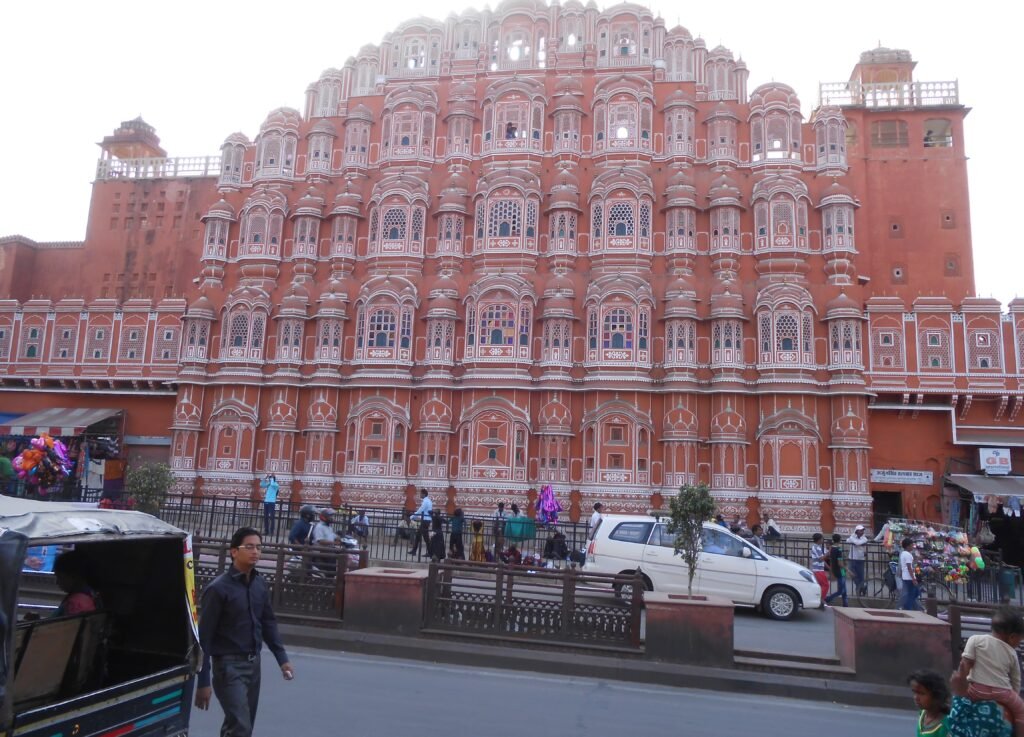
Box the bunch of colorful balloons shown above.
[13,433,71,486]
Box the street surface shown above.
[190,648,913,736]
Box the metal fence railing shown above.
[423,560,643,649]
[192,537,368,622]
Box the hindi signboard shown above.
[870,469,934,486]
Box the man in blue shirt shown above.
[195,527,294,737]
[408,489,433,557]
[259,475,279,538]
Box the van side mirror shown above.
[741,547,752,558]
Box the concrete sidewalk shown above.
[278,622,902,709]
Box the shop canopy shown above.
[0,407,122,437]
[947,473,1024,501]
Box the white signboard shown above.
[979,448,1012,476]
[870,469,934,486]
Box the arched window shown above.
[229,313,249,348]
[603,308,633,349]
[487,199,522,238]
[369,309,396,347]
[382,208,406,241]
[607,202,634,237]
[479,304,515,346]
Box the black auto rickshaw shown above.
[1,497,198,737]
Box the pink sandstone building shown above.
[1,0,1021,539]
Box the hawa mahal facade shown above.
[2,0,1019,532]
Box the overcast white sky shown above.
[0,1,1015,302]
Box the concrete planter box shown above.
[343,567,428,635]
[835,607,951,684]
[644,592,734,667]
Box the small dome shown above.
[710,404,746,438]
[260,107,302,131]
[280,284,310,314]
[450,80,477,99]
[222,132,250,147]
[710,283,745,317]
[293,188,324,217]
[666,24,693,39]
[204,198,236,220]
[825,291,862,320]
[188,293,215,315]
[549,167,581,209]
[317,282,347,313]
[818,180,857,208]
[832,409,867,442]
[428,293,458,312]
[750,82,800,110]
[546,271,576,296]
[347,104,374,122]
[539,396,572,433]
[419,397,453,431]
[663,405,698,440]
[309,120,338,137]
[553,76,584,95]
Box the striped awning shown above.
[0,408,122,437]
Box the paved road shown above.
[189,648,914,737]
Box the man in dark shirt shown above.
[195,527,294,737]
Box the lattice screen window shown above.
[602,308,633,350]
[294,218,319,256]
[87,325,111,360]
[228,313,249,348]
[639,202,651,238]
[118,325,146,361]
[772,201,794,235]
[251,315,265,351]
[496,101,530,140]
[871,328,904,369]
[367,309,397,348]
[829,321,862,366]
[368,209,379,245]
[967,329,1001,370]
[400,309,412,349]
[478,304,515,345]
[52,325,78,360]
[712,320,743,366]
[802,313,813,355]
[919,329,951,369]
[429,320,452,348]
[639,309,649,350]
[20,325,43,359]
[591,204,603,239]
[412,207,425,243]
[154,326,179,361]
[488,199,522,238]
[775,314,798,352]
[0,326,10,359]
[607,202,635,236]
[608,102,637,140]
[439,213,464,246]
[391,111,419,147]
[1017,330,1024,372]
[669,109,694,147]
[588,309,598,349]
[381,208,407,241]
[518,305,531,346]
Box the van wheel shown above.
[762,586,799,620]
[614,572,652,600]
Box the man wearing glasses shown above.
[195,527,295,736]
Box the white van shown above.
[584,514,821,620]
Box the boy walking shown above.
[824,533,848,607]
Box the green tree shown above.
[125,462,175,516]
[666,483,716,596]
